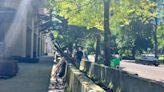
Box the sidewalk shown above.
[0,56,53,92]
[48,64,64,92]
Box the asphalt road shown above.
[88,55,164,83]
[120,60,164,83]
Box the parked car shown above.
[135,56,159,66]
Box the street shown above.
[88,55,164,83]
[120,61,164,83]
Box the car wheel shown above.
[154,63,159,66]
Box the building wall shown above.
[0,0,21,9]
[0,0,46,58]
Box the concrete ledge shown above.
[80,61,164,92]
[64,63,105,92]
[0,59,18,78]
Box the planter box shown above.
[0,59,18,78]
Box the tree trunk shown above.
[151,0,158,58]
[154,17,158,58]
[95,33,101,63]
[104,0,111,66]
[132,47,136,59]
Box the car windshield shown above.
[142,56,157,60]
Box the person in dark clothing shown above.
[76,47,83,68]
[83,48,89,60]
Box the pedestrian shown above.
[76,47,83,68]
[84,48,89,61]
[54,51,60,63]
[72,48,77,59]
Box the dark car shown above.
[135,56,159,66]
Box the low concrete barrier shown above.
[64,63,106,92]
[0,59,18,78]
[80,61,164,92]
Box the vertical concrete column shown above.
[30,14,34,58]
[35,11,39,57]
[32,9,38,58]
[26,27,32,57]
[39,32,42,56]
[42,33,45,56]
[40,32,43,56]
[40,33,42,56]
[44,35,48,55]
[37,29,40,57]
[22,18,27,57]
[33,33,37,57]
[35,27,39,57]
[42,34,46,55]
[38,32,40,57]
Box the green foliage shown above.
[53,31,59,38]
[51,0,159,31]
[53,0,104,30]
[50,0,164,56]
[158,23,164,51]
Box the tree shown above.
[51,0,113,65]
[158,23,164,54]
[104,0,111,66]
[51,14,102,53]
[111,0,161,57]
[95,33,101,63]
[49,0,164,62]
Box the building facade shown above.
[0,0,48,58]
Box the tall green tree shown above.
[112,0,161,57]
[50,0,112,65]
[49,0,164,60]
[104,0,111,66]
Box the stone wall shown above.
[64,63,106,92]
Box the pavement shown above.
[0,56,53,92]
[48,62,64,92]
[88,55,164,83]
[120,61,164,83]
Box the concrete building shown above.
[0,0,49,58]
